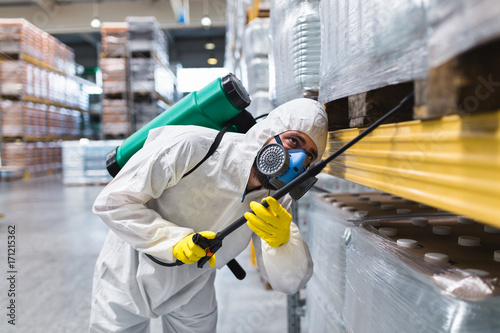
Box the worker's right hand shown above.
[173,231,217,267]
[245,196,292,247]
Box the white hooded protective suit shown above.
[89,98,328,332]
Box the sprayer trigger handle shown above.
[192,233,222,268]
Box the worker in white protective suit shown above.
[89,98,328,332]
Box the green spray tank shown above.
[106,73,252,177]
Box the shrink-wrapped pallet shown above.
[127,16,168,66]
[133,101,162,130]
[428,0,500,68]
[101,99,130,136]
[243,17,274,118]
[244,17,270,59]
[101,58,128,95]
[292,0,321,91]
[1,141,61,176]
[0,19,46,63]
[306,195,352,331]
[269,0,320,105]
[126,16,172,126]
[246,57,269,95]
[306,192,447,332]
[0,100,23,137]
[247,91,274,118]
[101,22,128,58]
[62,140,122,185]
[129,58,156,94]
[318,0,428,104]
[343,218,500,332]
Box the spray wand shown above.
[164,92,414,272]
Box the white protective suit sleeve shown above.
[93,128,215,263]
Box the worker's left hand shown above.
[173,231,217,267]
[245,196,292,247]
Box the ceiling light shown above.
[90,17,101,28]
[201,15,212,29]
[207,56,217,65]
[90,0,101,28]
[205,42,215,50]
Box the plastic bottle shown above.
[292,0,321,91]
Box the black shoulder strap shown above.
[144,110,255,277]
[182,110,255,178]
[182,123,231,178]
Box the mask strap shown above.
[274,135,283,146]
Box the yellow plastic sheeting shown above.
[323,111,500,227]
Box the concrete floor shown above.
[0,174,288,333]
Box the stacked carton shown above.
[0,19,95,178]
[100,22,130,137]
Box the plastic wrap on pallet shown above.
[0,19,77,72]
[306,275,345,333]
[224,0,237,74]
[246,57,270,94]
[292,0,321,91]
[62,140,122,185]
[244,17,270,59]
[101,58,127,95]
[306,194,354,331]
[247,91,274,118]
[126,16,169,66]
[224,0,249,75]
[269,0,320,105]
[318,0,428,104]
[154,66,175,103]
[243,17,271,97]
[102,99,130,137]
[243,16,273,117]
[343,224,500,333]
[129,58,156,93]
[428,0,500,68]
[134,101,162,130]
[101,22,128,58]
[1,141,61,176]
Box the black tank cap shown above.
[221,73,251,110]
[106,147,121,177]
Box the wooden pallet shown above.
[416,38,500,120]
[324,82,414,131]
[103,133,127,140]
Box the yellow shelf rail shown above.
[323,110,500,227]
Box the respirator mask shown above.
[256,135,318,200]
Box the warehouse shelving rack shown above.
[100,18,176,138]
[323,109,500,228]
[100,22,131,139]
[0,19,97,180]
[125,16,175,133]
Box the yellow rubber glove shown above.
[245,196,292,247]
[173,231,217,267]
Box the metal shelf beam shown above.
[323,110,500,227]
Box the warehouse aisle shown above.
[0,175,287,333]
